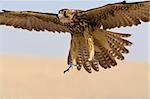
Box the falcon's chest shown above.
[66,15,89,34]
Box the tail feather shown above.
[108,39,129,54]
[92,28,131,69]
[95,52,112,69]
[108,48,125,60]
[83,61,92,73]
[81,46,92,73]
[106,32,132,46]
[76,54,83,71]
[90,59,99,71]
[107,31,131,38]
[93,40,112,69]
[94,45,117,69]
[68,34,100,73]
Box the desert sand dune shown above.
[0,55,149,99]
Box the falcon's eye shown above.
[64,11,69,18]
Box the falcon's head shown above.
[58,9,76,24]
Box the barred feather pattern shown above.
[106,31,132,60]
[68,29,132,73]
[77,44,92,73]
[107,31,132,38]
[90,59,99,71]
[106,33,132,46]
[108,39,129,54]
[94,46,117,69]
[108,48,125,60]
[76,53,83,71]
[92,28,132,70]
[67,34,101,73]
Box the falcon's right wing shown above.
[0,10,70,33]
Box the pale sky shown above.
[0,0,149,61]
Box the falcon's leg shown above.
[64,64,77,74]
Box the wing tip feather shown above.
[2,10,10,12]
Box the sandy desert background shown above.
[0,55,149,99]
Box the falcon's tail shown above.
[67,34,99,73]
[67,29,132,73]
[92,29,132,69]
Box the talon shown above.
[64,64,76,74]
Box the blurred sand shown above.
[0,55,149,99]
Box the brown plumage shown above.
[0,1,149,73]
[81,1,150,29]
[0,10,70,32]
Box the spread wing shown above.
[0,10,70,33]
[81,1,150,29]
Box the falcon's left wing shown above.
[0,10,70,33]
[81,1,150,29]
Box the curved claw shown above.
[64,64,76,74]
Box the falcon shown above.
[0,1,149,73]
